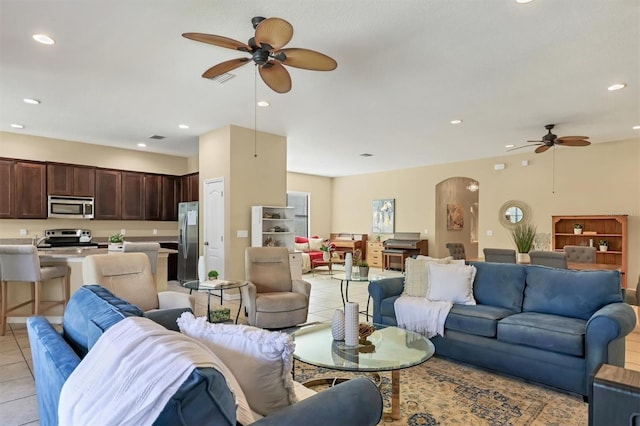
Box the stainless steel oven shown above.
[47,196,94,219]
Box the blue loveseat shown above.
[368,262,637,397]
[27,285,382,426]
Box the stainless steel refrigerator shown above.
[177,201,199,282]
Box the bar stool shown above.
[123,242,160,274]
[0,245,70,336]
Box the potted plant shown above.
[511,222,537,263]
[573,224,583,235]
[107,233,124,251]
[207,270,219,280]
[320,240,335,261]
[598,240,608,252]
[358,260,369,278]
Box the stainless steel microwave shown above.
[48,196,94,219]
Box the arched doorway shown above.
[435,177,479,258]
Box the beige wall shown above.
[199,125,287,281]
[0,131,192,240]
[332,138,640,285]
[287,172,332,238]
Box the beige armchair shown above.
[243,247,311,329]
[83,253,193,313]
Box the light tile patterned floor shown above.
[1,268,639,425]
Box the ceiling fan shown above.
[182,16,337,93]
[509,124,591,153]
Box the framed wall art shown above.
[372,199,395,233]
[447,203,464,230]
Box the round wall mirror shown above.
[498,200,531,228]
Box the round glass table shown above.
[291,322,434,420]
[182,280,247,323]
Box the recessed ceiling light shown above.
[137,143,147,148]
[632,125,640,130]
[516,0,533,3]
[178,124,189,129]
[32,34,55,45]
[257,101,270,107]
[23,98,40,104]
[450,119,463,125]
[505,144,515,148]
[607,83,627,91]
[10,124,24,129]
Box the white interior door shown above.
[204,178,225,279]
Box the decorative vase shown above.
[517,252,530,264]
[198,256,206,282]
[323,251,330,261]
[331,309,345,340]
[360,266,369,278]
[344,302,359,347]
[344,253,353,280]
[599,245,608,252]
[108,243,123,251]
[574,228,582,235]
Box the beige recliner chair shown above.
[243,247,311,329]
[82,253,193,313]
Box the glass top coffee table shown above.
[291,322,434,420]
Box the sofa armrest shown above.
[292,279,312,299]
[252,377,382,426]
[242,282,258,325]
[158,291,194,310]
[368,277,405,323]
[145,308,193,331]
[586,302,638,375]
[27,316,81,426]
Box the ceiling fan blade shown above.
[557,135,589,140]
[527,140,543,143]
[556,139,591,147]
[182,33,251,52]
[535,145,551,154]
[278,48,337,71]
[255,18,293,50]
[202,58,251,79]
[507,144,539,152]
[259,61,292,93]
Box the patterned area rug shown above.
[294,357,587,425]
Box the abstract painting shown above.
[447,203,464,230]
[372,199,395,233]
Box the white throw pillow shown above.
[427,263,477,305]
[308,238,323,251]
[294,242,309,252]
[177,313,297,417]
[403,256,455,297]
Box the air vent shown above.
[360,153,373,157]
[210,73,235,83]
[149,135,166,140]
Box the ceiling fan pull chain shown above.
[254,65,258,158]
[552,146,556,194]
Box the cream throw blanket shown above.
[394,296,452,338]
[59,316,228,426]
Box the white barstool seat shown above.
[0,245,70,335]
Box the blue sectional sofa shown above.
[27,285,382,426]
[368,262,637,397]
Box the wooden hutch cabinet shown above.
[552,215,628,288]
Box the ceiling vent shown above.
[360,153,373,157]
[149,134,166,140]
[209,72,235,84]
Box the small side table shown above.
[332,273,383,320]
[182,280,247,324]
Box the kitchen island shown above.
[5,247,176,324]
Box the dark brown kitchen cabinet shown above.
[0,159,15,218]
[144,174,162,221]
[161,175,179,221]
[95,168,122,219]
[180,173,199,202]
[121,172,144,220]
[47,163,95,197]
[15,161,47,219]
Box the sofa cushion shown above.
[523,266,623,320]
[445,304,517,338]
[403,256,453,297]
[497,312,587,356]
[62,285,144,356]
[308,238,324,251]
[469,262,526,312]
[177,312,297,417]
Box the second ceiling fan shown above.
[183,16,337,93]
[510,124,591,153]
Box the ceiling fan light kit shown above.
[183,16,337,93]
